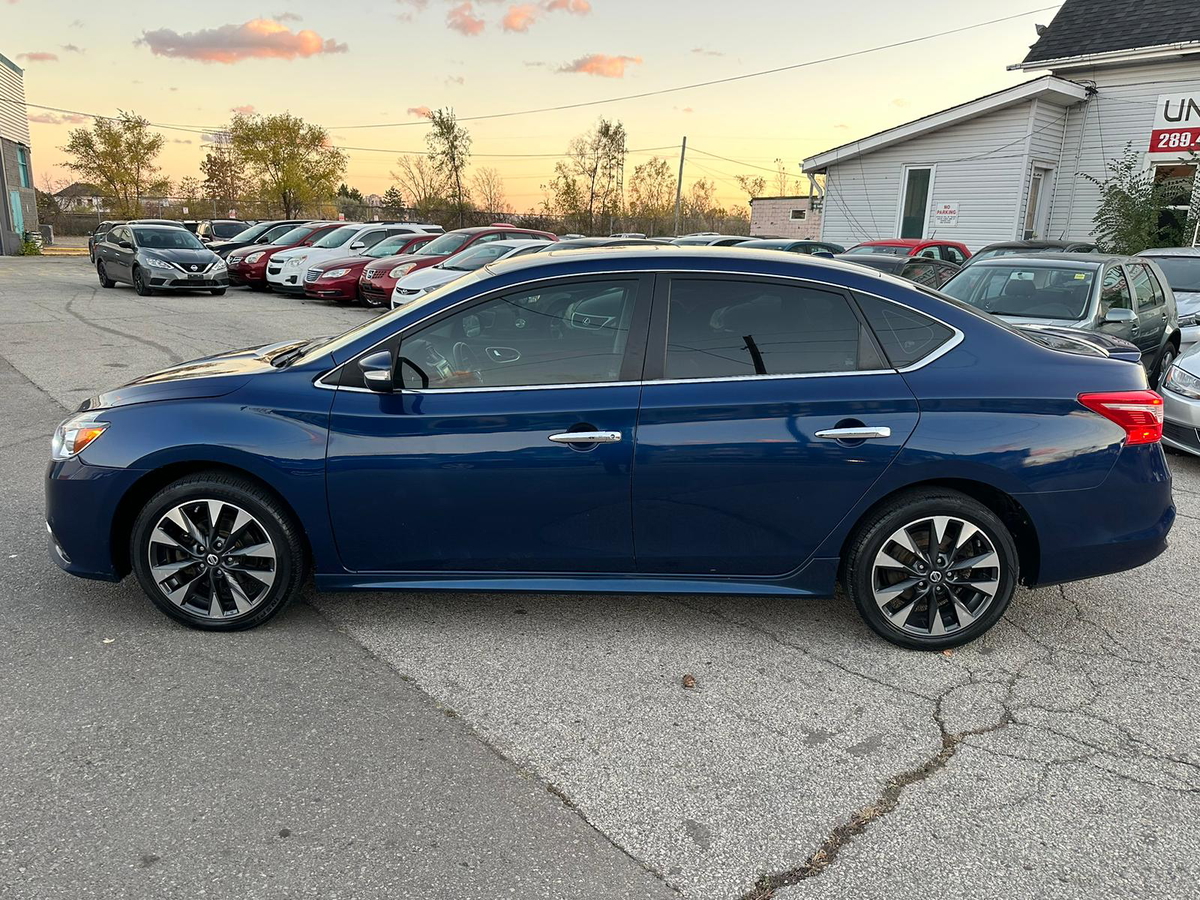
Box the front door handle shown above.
[548,430,622,444]
[815,426,892,440]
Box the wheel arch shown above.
[110,461,312,578]
[837,477,1040,586]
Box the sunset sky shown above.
[3,0,1059,210]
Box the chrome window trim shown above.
[312,267,966,393]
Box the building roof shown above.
[55,182,104,199]
[802,76,1089,173]
[1015,0,1200,71]
[749,196,811,204]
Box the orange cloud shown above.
[407,106,433,118]
[137,19,348,64]
[543,0,589,12]
[446,2,485,35]
[558,54,642,78]
[28,112,88,125]
[503,4,537,32]
[17,52,58,63]
[231,104,256,114]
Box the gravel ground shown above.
[2,255,1197,899]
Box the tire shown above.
[248,283,266,292]
[129,472,306,631]
[211,288,227,296]
[1153,342,1178,389]
[360,290,387,309]
[843,488,1018,650]
[132,266,153,297]
[97,261,115,289]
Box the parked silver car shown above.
[940,253,1180,386]
[1137,247,1200,352]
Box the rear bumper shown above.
[1019,443,1174,586]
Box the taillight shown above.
[1077,390,1164,445]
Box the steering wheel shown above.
[451,342,484,383]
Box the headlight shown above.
[389,263,416,278]
[51,414,109,461]
[245,251,264,264]
[287,256,306,267]
[144,257,175,270]
[1180,314,1197,328]
[321,268,349,279]
[1162,365,1200,400]
[211,259,227,271]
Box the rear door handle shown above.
[815,426,892,440]
[548,431,622,444]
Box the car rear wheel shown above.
[130,472,305,630]
[843,489,1018,650]
[97,261,115,288]
[132,266,153,297]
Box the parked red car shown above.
[303,233,437,305]
[844,238,971,265]
[357,226,558,307]
[226,222,340,291]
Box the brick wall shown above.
[1,137,38,254]
[748,196,822,239]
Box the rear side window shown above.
[854,293,955,368]
[1128,263,1161,311]
[662,278,882,379]
[943,246,966,265]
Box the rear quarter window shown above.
[854,292,956,368]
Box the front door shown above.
[1098,264,1138,346]
[325,276,652,573]
[632,275,920,576]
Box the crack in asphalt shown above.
[64,289,184,365]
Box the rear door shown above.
[1126,261,1169,358]
[630,274,921,577]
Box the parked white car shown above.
[267,222,441,293]
[390,239,547,308]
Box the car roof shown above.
[1138,247,1200,257]
[128,223,193,230]
[469,238,547,249]
[963,252,1122,265]
[855,238,923,247]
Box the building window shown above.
[899,166,933,239]
[16,147,31,189]
[1153,163,1197,244]
[1023,167,1052,240]
[790,209,807,221]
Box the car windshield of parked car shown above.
[133,228,206,250]
[268,226,312,246]
[417,232,475,256]
[942,263,1095,319]
[845,245,909,256]
[212,221,245,238]
[439,244,517,271]
[1151,256,1200,293]
[365,235,420,258]
[311,226,359,249]
[229,222,272,242]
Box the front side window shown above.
[398,279,640,389]
[1101,267,1132,313]
[943,246,966,265]
[942,264,1096,320]
[662,278,879,379]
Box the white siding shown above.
[819,101,1043,252]
[0,54,30,146]
[1046,58,1200,242]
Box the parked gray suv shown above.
[940,253,1180,386]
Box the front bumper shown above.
[358,278,396,306]
[147,272,230,290]
[267,264,306,293]
[304,275,360,300]
[1161,383,1200,456]
[45,457,145,582]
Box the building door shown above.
[8,191,23,237]
[1023,167,1051,240]
[899,167,933,239]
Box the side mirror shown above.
[1104,307,1136,324]
[350,241,366,250]
[359,350,395,393]
[118,240,133,249]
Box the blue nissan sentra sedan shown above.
[46,247,1174,649]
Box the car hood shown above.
[368,251,428,269]
[79,339,308,411]
[232,242,284,258]
[143,248,219,267]
[1175,341,1200,376]
[397,266,463,290]
[311,253,372,272]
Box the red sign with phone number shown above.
[1150,127,1200,152]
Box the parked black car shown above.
[197,219,249,243]
[127,219,189,229]
[739,238,847,255]
[966,239,1096,265]
[94,224,228,297]
[941,253,1180,385]
[205,219,312,258]
[836,253,961,288]
[87,220,125,264]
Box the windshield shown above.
[417,232,474,255]
[133,228,206,250]
[366,234,420,258]
[846,244,909,256]
[1151,256,1200,293]
[212,221,245,238]
[229,222,273,243]
[271,225,314,245]
[942,263,1096,319]
[441,243,518,271]
[311,226,359,249]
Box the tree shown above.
[471,167,510,216]
[546,118,627,234]
[177,176,202,209]
[61,112,168,216]
[1085,142,1198,253]
[380,185,406,218]
[393,156,447,221]
[336,183,364,203]
[200,132,246,216]
[735,174,766,202]
[426,108,472,227]
[625,156,674,235]
[229,113,346,217]
[773,158,794,196]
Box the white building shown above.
[804,0,1200,252]
[748,196,823,239]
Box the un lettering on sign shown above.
[933,202,959,226]
[1151,94,1200,154]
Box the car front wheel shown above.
[843,489,1018,650]
[129,472,305,630]
[132,266,153,297]
[97,261,115,288]
[1154,342,1178,389]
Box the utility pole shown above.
[673,136,687,237]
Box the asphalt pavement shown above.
[1,256,1197,899]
